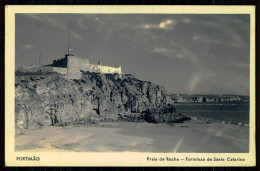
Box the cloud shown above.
[177,54,183,59]
[23,14,65,30]
[152,47,179,59]
[192,34,243,48]
[148,32,198,63]
[151,46,196,62]
[77,19,85,29]
[228,61,249,68]
[22,44,34,50]
[192,16,248,48]
[23,14,84,41]
[72,32,83,40]
[192,35,202,41]
[152,47,167,53]
[159,20,176,30]
[141,19,176,30]
[22,14,41,20]
[141,24,158,29]
[183,18,190,23]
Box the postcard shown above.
[5,5,256,166]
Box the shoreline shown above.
[15,118,249,153]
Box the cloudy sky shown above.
[15,14,250,95]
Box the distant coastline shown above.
[170,94,249,103]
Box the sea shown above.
[174,101,250,125]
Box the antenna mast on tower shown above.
[39,50,42,67]
[68,26,72,55]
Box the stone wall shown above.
[40,66,53,72]
[16,65,41,72]
[52,67,67,75]
[16,66,67,75]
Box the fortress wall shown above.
[76,58,90,70]
[52,56,68,67]
[40,66,53,72]
[67,56,121,79]
[67,56,82,79]
[98,65,121,74]
[77,59,99,72]
[117,66,121,73]
[16,66,41,72]
[16,66,54,73]
[67,56,98,79]
[40,66,67,74]
[87,64,98,72]
[52,67,67,75]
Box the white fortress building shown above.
[16,27,122,79]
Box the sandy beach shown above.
[15,119,249,153]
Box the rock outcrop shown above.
[15,71,190,135]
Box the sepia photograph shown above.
[5,6,256,166]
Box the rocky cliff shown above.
[15,71,190,135]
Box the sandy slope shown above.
[15,120,249,153]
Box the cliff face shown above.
[15,71,190,134]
